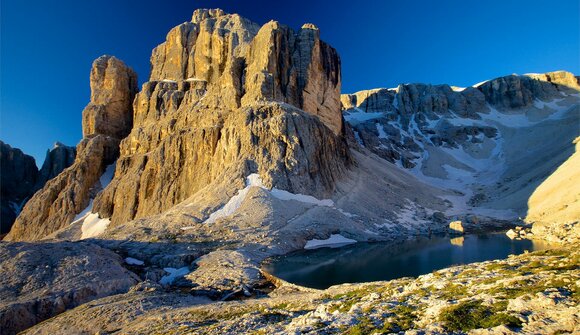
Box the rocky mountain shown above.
[342,71,579,229]
[1,8,579,335]
[0,141,75,234]
[4,55,137,241]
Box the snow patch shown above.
[160,267,190,285]
[99,162,116,189]
[204,174,264,224]
[80,213,110,239]
[205,173,335,223]
[270,188,334,206]
[337,208,357,218]
[304,234,357,249]
[376,123,388,139]
[71,200,93,225]
[125,257,144,266]
[344,109,384,124]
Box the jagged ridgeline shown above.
[6,9,351,241]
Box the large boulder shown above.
[0,241,138,335]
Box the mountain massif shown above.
[0,8,578,335]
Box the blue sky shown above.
[1,0,578,165]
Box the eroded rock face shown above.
[94,103,350,226]
[5,56,137,241]
[148,9,342,134]
[478,71,580,109]
[82,56,138,138]
[91,9,349,226]
[0,241,139,335]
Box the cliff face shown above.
[91,9,349,227]
[147,10,342,134]
[4,56,137,241]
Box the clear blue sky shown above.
[1,0,578,166]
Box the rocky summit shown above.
[1,8,579,335]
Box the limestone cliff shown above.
[91,9,349,227]
[4,56,137,241]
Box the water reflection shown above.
[264,233,550,289]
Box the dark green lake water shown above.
[263,233,552,289]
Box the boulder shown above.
[449,220,464,235]
[0,241,138,335]
[506,229,518,239]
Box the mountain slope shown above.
[341,71,580,223]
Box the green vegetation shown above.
[344,316,378,335]
[438,283,468,300]
[381,303,416,332]
[439,300,522,331]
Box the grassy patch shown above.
[382,303,416,332]
[438,283,468,300]
[439,300,522,331]
[344,317,378,335]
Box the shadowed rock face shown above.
[90,9,350,227]
[0,142,38,234]
[35,142,76,189]
[5,56,137,242]
[0,142,76,234]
